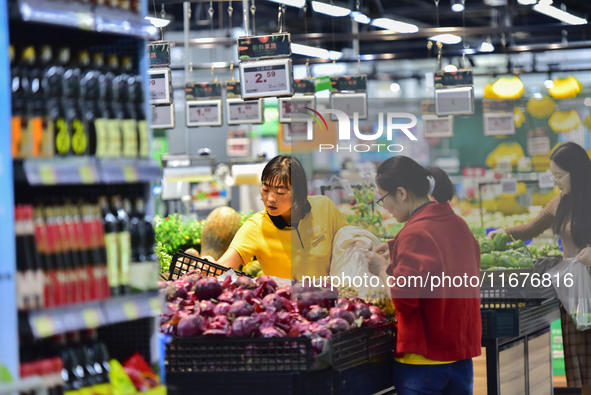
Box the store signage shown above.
[422,114,454,138]
[151,104,175,129]
[185,82,223,99]
[147,68,172,105]
[226,80,241,98]
[186,100,222,127]
[237,33,291,60]
[278,95,315,123]
[330,92,368,120]
[147,42,171,66]
[434,86,474,116]
[226,98,264,125]
[527,136,551,156]
[500,178,518,195]
[330,75,367,92]
[294,79,316,95]
[484,112,515,136]
[434,69,473,88]
[239,58,294,99]
[538,171,555,189]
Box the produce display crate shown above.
[165,322,394,375]
[480,256,561,308]
[167,250,250,280]
[481,298,560,339]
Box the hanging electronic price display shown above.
[151,104,175,129]
[147,42,171,67]
[226,98,264,125]
[186,100,222,127]
[278,96,316,123]
[147,68,172,105]
[237,33,291,60]
[330,92,368,120]
[434,86,474,116]
[483,112,515,136]
[330,75,368,92]
[422,114,454,138]
[185,82,223,100]
[239,58,294,99]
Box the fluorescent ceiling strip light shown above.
[311,1,351,17]
[517,0,537,4]
[269,0,305,8]
[371,17,419,33]
[533,1,587,25]
[145,16,171,28]
[291,43,343,60]
[429,34,462,44]
[479,41,495,52]
[351,11,371,24]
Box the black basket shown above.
[167,250,250,280]
[331,322,395,369]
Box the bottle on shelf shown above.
[20,46,43,158]
[64,50,88,156]
[16,205,44,310]
[52,47,72,157]
[11,43,24,158]
[117,56,139,158]
[99,196,120,296]
[112,195,131,295]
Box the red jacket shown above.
[387,202,482,361]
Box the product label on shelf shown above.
[82,308,101,328]
[39,166,57,185]
[118,231,131,288]
[40,118,55,158]
[78,166,96,183]
[122,301,139,320]
[121,119,138,157]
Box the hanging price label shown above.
[500,178,518,195]
[147,68,171,105]
[227,98,263,124]
[538,171,555,189]
[239,58,294,99]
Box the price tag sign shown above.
[185,82,223,99]
[149,297,161,314]
[147,42,171,67]
[435,86,474,116]
[186,100,223,127]
[422,115,454,138]
[82,308,101,328]
[500,178,518,195]
[484,112,515,136]
[330,75,367,92]
[330,93,368,120]
[527,136,551,156]
[79,166,96,183]
[434,69,474,88]
[278,96,315,123]
[39,166,57,185]
[294,79,316,95]
[147,68,171,105]
[538,171,555,189]
[123,302,139,320]
[226,80,241,98]
[227,98,263,125]
[31,315,55,338]
[237,33,291,60]
[239,58,294,99]
[151,104,175,129]
[122,166,138,182]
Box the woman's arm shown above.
[213,248,245,270]
[490,195,559,241]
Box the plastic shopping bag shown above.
[548,257,591,331]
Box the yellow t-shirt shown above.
[228,195,347,279]
[395,354,456,365]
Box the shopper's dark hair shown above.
[375,156,454,203]
[261,155,308,219]
[550,142,591,249]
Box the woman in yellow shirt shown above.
[208,155,348,279]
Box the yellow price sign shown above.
[79,166,95,183]
[82,309,101,328]
[39,166,57,185]
[149,297,161,314]
[122,166,137,182]
[33,316,55,338]
[122,302,139,320]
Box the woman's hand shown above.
[488,228,507,240]
[374,243,391,261]
[575,247,591,266]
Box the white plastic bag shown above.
[548,258,591,331]
[330,225,387,298]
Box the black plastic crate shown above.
[481,308,519,339]
[166,336,314,373]
[168,250,250,280]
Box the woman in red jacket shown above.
[367,156,481,395]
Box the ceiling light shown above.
[429,34,462,44]
[544,79,554,88]
[311,1,351,17]
[145,16,171,28]
[479,40,494,52]
[269,0,305,8]
[371,18,419,33]
[390,82,401,93]
[443,64,458,72]
[451,0,465,12]
[351,11,371,24]
[533,1,587,25]
[517,0,537,4]
[291,43,343,60]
